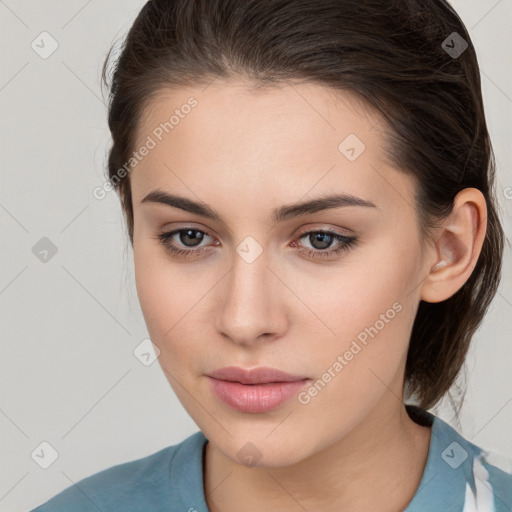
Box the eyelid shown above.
[161,222,354,244]
[294,223,354,238]
[156,223,358,263]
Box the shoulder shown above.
[30,430,208,512]
[429,409,512,512]
[470,447,512,512]
[405,405,512,512]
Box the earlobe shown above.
[420,188,487,304]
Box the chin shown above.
[213,430,312,468]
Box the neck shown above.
[203,399,432,512]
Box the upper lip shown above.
[208,366,309,385]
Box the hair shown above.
[101,0,505,416]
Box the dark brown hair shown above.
[101,0,505,415]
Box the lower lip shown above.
[207,376,310,413]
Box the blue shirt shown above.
[30,405,512,512]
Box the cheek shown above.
[133,242,182,354]
[134,242,167,335]
[133,241,213,374]
[299,237,416,336]
[133,220,420,375]
[297,237,419,383]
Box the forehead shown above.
[135,78,383,150]
[130,79,416,220]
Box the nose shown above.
[214,250,289,347]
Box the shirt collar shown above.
[404,404,481,512]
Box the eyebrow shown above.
[140,189,377,224]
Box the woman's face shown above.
[130,79,434,467]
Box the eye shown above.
[154,227,357,260]
[293,228,358,260]
[155,228,216,258]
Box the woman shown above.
[32,0,512,510]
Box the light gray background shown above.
[0,1,511,511]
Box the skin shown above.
[129,79,487,512]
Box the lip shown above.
[207,366,309,384]
[207,366,311,413]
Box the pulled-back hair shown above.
[101,0,505,414]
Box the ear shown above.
[420,188,487,304]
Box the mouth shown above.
[206,366,311,413]
[207,365,309,385]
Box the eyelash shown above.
[154,227,358,260]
